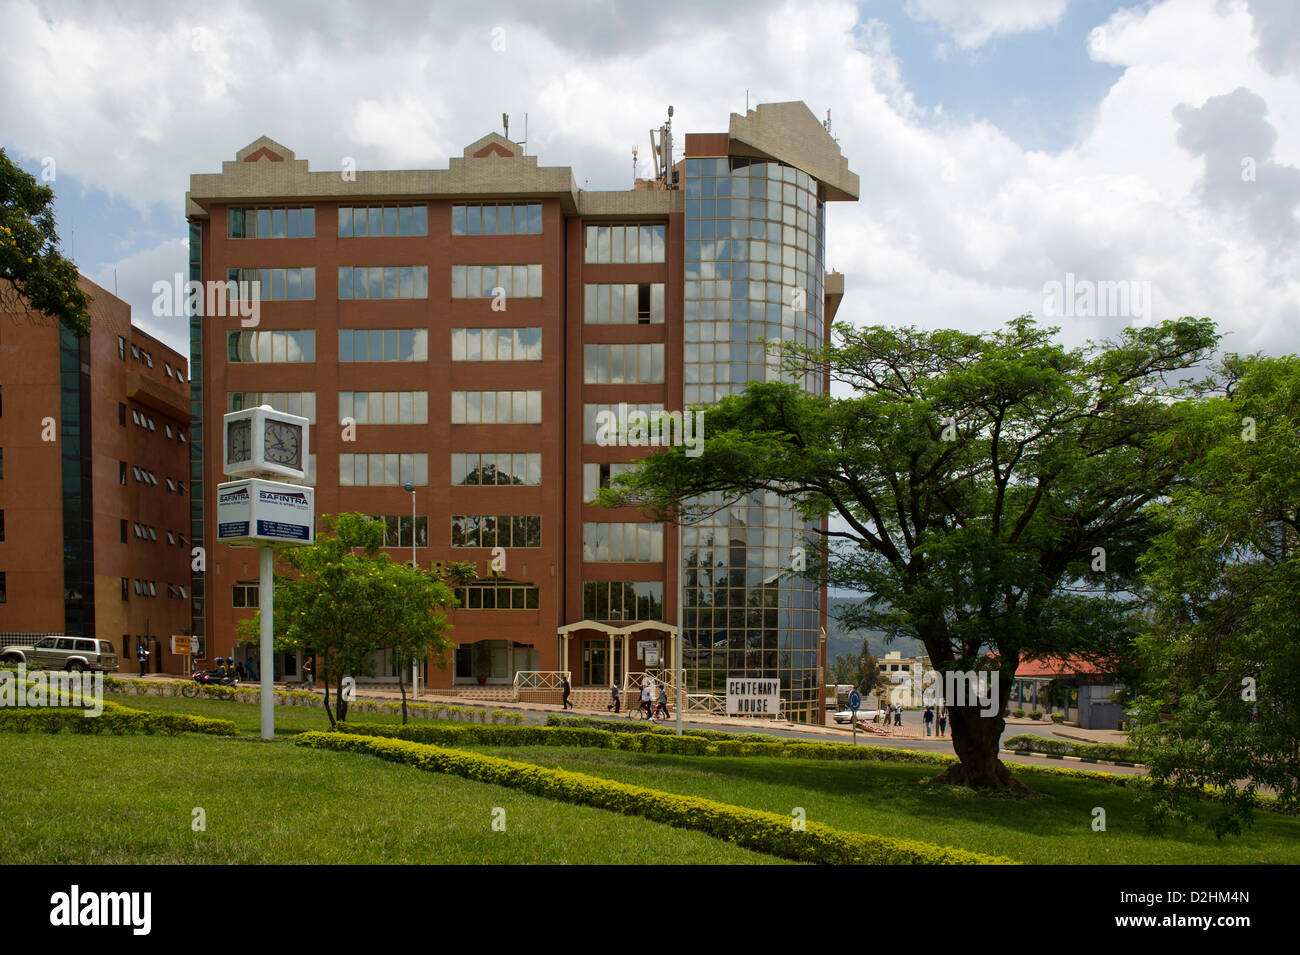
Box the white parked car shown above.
[833,708,880,724]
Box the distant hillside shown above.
[826,594,920,662]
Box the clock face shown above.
[227,420,252,463]
[263,421,302,466]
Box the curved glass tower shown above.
[681,155,829,723]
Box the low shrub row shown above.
[295,730,1017,865]
[544,713,796,744]
[0,699,238,736]
[1003,734,1141,764]
[103,676,524,724]
[340,720,961,768]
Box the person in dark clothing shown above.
[561,674,572,710]
[654,681,670,719]
[607,682,620,713]
[923,706,934,736]
[938,708,948,737]
[893,706,902,727]
[136,640,150,677]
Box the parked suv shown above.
[0,636,119,673]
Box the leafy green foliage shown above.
[602,315,1219,787]
[236,513,465,724]
[1134,355,1300,835]
[0,148,89,336]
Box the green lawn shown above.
[0,734,788,865]
[454,745,1300,865]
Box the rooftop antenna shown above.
[824,108,832,135]
[522,113,528,155]
[632,145,638,185]
[502,112,509,140]
[649,104,676,189]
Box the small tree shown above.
[237,513,460,726]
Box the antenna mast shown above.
[648,105,676,189]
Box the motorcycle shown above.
[180,667,238,698]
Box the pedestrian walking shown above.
[923,706,934,737]
[246,656,257,681]
[607,681,621,714]
[561,674,572,710]
[894,706,902,728]
[655,680,670,719]
[302,655,315,690]
[136,639,150,677]
[235,661,246,682]
[938,708,948,737]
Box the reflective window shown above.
[451,327,542,361]
[337,205,427,237]
[228,207,315,238]
[584,224,666,263]
[451,203,543,235]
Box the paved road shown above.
[494,704,1147,776]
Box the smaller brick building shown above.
[0,276,193,672]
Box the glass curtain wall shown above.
[681,156,827,723]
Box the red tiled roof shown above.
[1015,656,1111,678]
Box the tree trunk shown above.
[925,703,1030,793]
[398,661,409,725]
[322,664,336,727]
[336,671,349,723]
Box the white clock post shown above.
[215,405,315,741]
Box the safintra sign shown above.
[216,478,315,545]
[726,678,780,716]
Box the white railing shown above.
[512,670,572,692]
[621,669,676,695]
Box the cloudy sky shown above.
[3,0,1298,363]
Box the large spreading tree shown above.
[0,147,89,336]
[1133,354,1300,833]
[602,315,1218,790]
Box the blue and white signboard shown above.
[849,689,861,712]
[216,478,315,546]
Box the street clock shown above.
[223,405,310,481]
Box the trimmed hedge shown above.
[339,719,955,764]
[0,699,237,736]
[545,713,795,744]
[295,730,1017,865]
[102,676,525,724]
[1003,734,1141,764]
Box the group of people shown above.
[868,704,949,736]
[923,705,948,737]
[599,679,671,720]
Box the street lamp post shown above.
[404,481,418,698]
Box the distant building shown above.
[1012,656,1125,729]
[0,277,192,671]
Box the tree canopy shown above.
[236,513,470,724]
[602,315,1219,789]
[0,147,90,336]
[1133,354,1300,834]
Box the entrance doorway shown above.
[582,640,624,686]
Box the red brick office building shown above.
[185,101,857,722]
[0,276,193,672]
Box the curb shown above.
[1001,747,1143,769]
